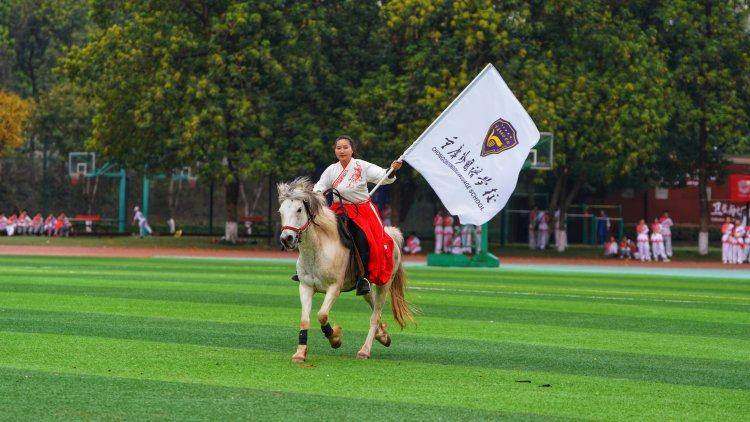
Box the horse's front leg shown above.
[292,282,315,363]
[318,284,342,348]
[357,285,387,359]
[362,292,390,347]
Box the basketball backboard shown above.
[68,152,96,177]
[526,132,553,170]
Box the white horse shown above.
[277,178,414,361]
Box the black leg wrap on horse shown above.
[298,329,308,345]
[321,323,334,338]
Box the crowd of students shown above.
[427,211,483,255]
[603,212,674,262]
[720,216,750,264]
[0,211,72,237]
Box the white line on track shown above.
[409,286,747,305]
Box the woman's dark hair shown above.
[334,135,357,155]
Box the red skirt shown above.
[330,200,394,285]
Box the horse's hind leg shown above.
[362,292,390,347]
[357,285,388,359]
[318,285,342,349]
[292,283,315,363]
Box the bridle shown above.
[281,199,316,236]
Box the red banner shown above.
[729,174,750,202]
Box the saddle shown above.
[326,189,365,292]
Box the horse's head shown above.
[277,177,323,250]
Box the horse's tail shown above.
[385,226,416,329]
[390,262,416,329]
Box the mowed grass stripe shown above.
[2,299,749,363]
[2,255,748,311]
[1,307,749,389]
[1,279,748,328]
[4,255,750,295]
[5,270,750,311]
[0,367,530,421]
[1,288,748,343]
[1,332,749,420]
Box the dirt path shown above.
[1,244,743,270]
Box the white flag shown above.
[402,64,540,225]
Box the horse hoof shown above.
[356,350,370,360]
[328,325,343,349]
[291,346,307,363]
[379,334,391,347]
[376,323,390,347]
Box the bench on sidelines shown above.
[239,215,269,237]
[70,214,102,233]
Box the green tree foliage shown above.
[62,1,383,239]
[342,1,670,227]
[518,1,671,221]
[342,0,528,222]
[641,0,750,252]
[1,0,89,99]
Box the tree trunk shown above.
[239,181,250,218]
[224,175,240,243]
[167,178,177,233]
[698,119,710,255]
[697,0,712,256]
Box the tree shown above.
[511,1,672,250]
[0,90,31,155]
[63,0,347,241]
[342,0,528,224]
[644,1,750,254]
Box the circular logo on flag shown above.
[481,117,518,157]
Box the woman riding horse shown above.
[292,135,402,295]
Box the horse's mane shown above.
[277,177,338,239]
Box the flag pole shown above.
[368,63,497,197]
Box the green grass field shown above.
[0,255,747,420]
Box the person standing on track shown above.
[537,211,550,250]
[651,218,669,262]
[659,211,674,258]
[433,211,444,254]
[733,218,746,264]
[721,216,734,264]
[636,219,650,262]
[442,213,454,253]
[528,207,538,249]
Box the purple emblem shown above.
[480,117,518,157]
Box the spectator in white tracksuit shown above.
[460,224,473,253]
[528,207,538,249]
[651,218,669,262]
[733,218,746,264]
[433,212,444,254]
[474,224,482,253]
[537,211,550,250]
[721,216,734,264]
[636,219,650,262]
[133,206,153,237]
[442,214,454,253]
[659,211,674,258]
